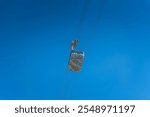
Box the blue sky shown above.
[0,0,150,99]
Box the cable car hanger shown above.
[68,0,103,72]
[68,0,90,72]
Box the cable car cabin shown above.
[68,50,84,72]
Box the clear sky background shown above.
[0,0,150,99]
